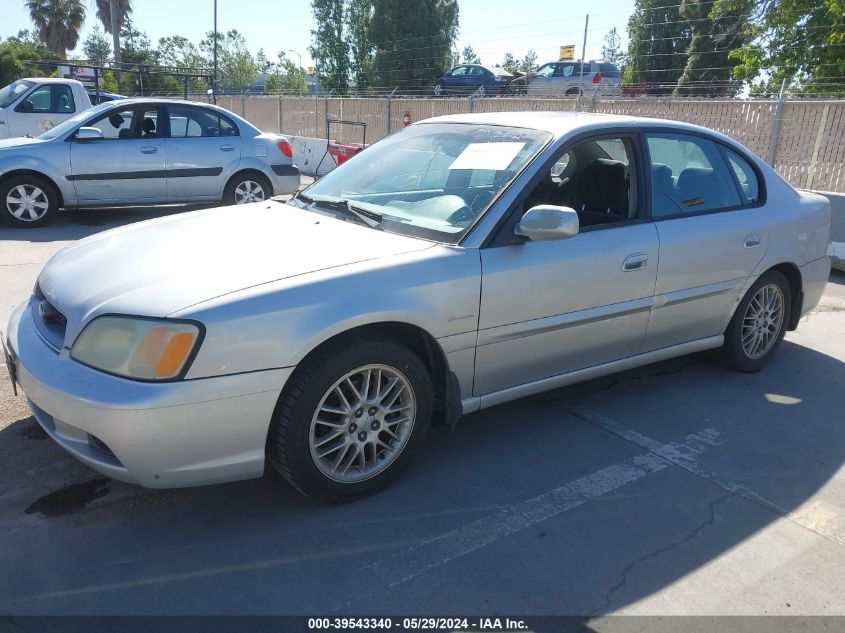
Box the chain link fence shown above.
[210,94,845,193]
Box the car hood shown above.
[37,203,434,342]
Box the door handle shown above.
[744,233,762,247]
[622,253,648,272]
[140,146,158,154]
[220,144,234,151]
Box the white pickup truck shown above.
[0,78,92,139]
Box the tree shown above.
[727,0,845,96]
[500,50,538,73]
[158,35,208,92]
[347,0,374,91]
[461,45,480,65]
[95,0,131,69]
[674,0,746,96]
[25,0,86,59]
[0,30,52,85]
[265,53,308,95]
[82,25,111,64]
[200,30,257,91]
[309,0,349,94]
[601,27,626,66]
[625,0,692,92]
[368,0,459,92]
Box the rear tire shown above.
[268,335,433,503]
[224,172,272,204]
[0,174,58,227]
[718,270,791,373]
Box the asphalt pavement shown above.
[1,199,845,616]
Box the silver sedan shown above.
[3,112,831,502]
[0,98,299,227]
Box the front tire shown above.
[719,270,791,372]
[268,335,433,503]
[0,174,58,227]
[224,172,271,204]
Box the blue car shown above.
[433,64,514,96]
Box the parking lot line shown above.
[573,406,845,548]
[364,423,724,588]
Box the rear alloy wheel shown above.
[1,175,57,227]
[268,336,433,503]
[225,173,271,205]
[719,270,791,372]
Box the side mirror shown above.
[515,205,579,242]
[76,127,104,142]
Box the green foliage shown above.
[674,0,746,96]
[347,0,374,91]
[309,0,349,94]
[461,45,480,65]
[158,35,209,92]
[727,0,845,96]
[201,30,258,91]
[94,0,131,67]
[500,50,538,73]
[0,30,52,85]
[626,0,692,92]
[601,28,627,67]
[368,0,459,92]
[265,53,308,95]
[25,0,86,59]
[101,69,118,92]
[82,25,112,64]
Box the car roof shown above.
[20,77,84,84]
[419,111,741,145]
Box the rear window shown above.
[600,64,621,78]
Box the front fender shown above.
[0,142,76,206]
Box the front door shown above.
[69,105,168,203]
[475,134,658,395]
[164,104,243,199]
[641,132,770,351]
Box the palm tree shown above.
[25,0,86,59]
[95,0,132,69]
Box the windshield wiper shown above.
[298,193,385,231]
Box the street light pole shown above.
[212,0,218,103]
[288,49,302,71]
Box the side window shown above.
[723,148,760,204]
[451,67,467,77]
[523,136,638,228]
[88,108,157,140]
[646,134,741,218]
[536,64,555,78]
[168,106,238,138]
[19,84,75,113]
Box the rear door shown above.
[69,105,167,203]
[527,63,558,96]
[641,131,770,351]
[164,104,243,200]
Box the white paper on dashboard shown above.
[448,142,525,171]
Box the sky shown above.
[1,0,634,70]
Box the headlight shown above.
[71,316,204,381]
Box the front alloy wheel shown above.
[268,335,433,502]
[309,364,416,483]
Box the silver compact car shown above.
[3,112,831,502]
[0,98,299,227]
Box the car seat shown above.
[142,118,157,138]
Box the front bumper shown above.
[6,299,292,488]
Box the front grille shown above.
[31,285,67,351]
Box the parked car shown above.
[0,78,92,139]
[433,64,514,96]
[514,60,622,96]
[86,89,126,105]
[0,98,300,226]
[3,112,830,502]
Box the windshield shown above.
[37,102,111,140]
[298,123,550,243]
[0,80,34,108]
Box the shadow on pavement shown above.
[1,336,843,614]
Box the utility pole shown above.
[580,14,589,92]
[212,0,218,103]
